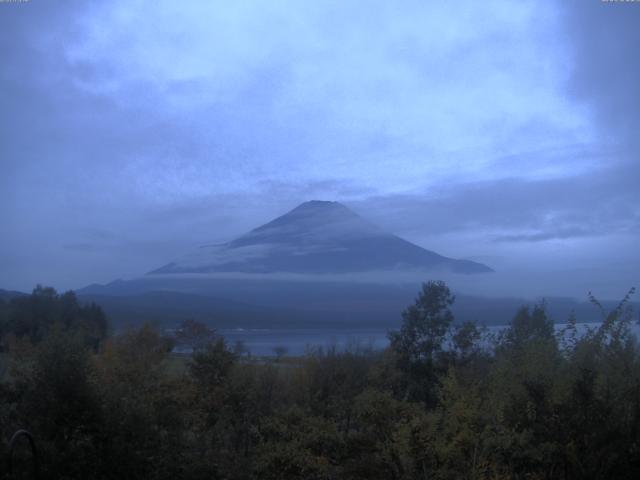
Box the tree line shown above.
[0,281,638,479]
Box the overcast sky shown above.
[1,0,638,299]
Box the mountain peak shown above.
[278,200,358,221]
[252,200,361,232]
[238,200,375,246]
[291,200,350,212]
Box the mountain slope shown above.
[151,200,492,275]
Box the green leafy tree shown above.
[451,321,484,365]
[502,303,554,351]
[388,281,455,404]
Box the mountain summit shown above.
[150,201,493,275]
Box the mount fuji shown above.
[150,200,492,275]
[75,203,632,330]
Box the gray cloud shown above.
[494,228,603,244]
[560,1,640,158]
[352,161,639,239]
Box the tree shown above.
[389,281,455,363]
[273,345,288,361]
[174,318,217,353]
[93,324,187,479]
[502,303,554,350]
[11,328,101,478]
[2,286,108,349]
[189,338,236,391]
[452,320,483,363]
[388,281,455,405]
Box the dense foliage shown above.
[1,282,639,479]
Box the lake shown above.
[211,321,640,357]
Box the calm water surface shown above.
[215,322,640,357]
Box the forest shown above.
[1,282,639,479]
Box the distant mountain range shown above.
[150,200,493,275]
